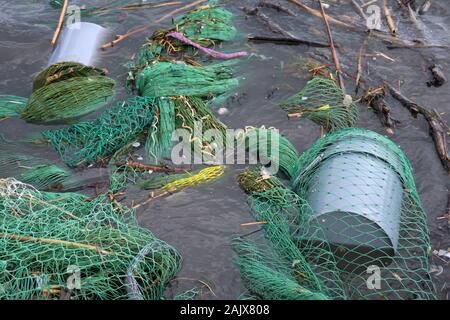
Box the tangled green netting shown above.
[0,95,28,118]
[42,96,156,167]
[280,77,358,132]
[234,128,436,300]
[0,178,181,300]
[43,5,242,170]
[130,5,238,71]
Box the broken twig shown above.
[383,0,397,36]
[248,35,331,48]
[318,0,345,92]
[362,87,399,135]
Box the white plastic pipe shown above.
[49,22,107,67]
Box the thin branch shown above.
[91,1,182,14]
[0,232,111,255]
[101,0,208,49]
[355,35,369,94]
[122,161,187,173]
[351,0,368,20]
[240,221,268,227]
[51,0,69,46]
[287,0,360,30]
[247,35,331,48]
[318,0,345,92]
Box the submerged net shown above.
[0,136,70,191]
[280,77,358,132]
[42,96,156,167]
[20,62,114,124]
[0,178,181,300]
[234,128,436,300]
[0,95,28,118]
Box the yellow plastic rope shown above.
[161,165,225,191]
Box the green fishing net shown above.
[136,61,238,99]
[42,96,156,167]
[12,62,114,124]
[0,136,70,191]
[234,128,436,300]
[0,178,181,300]
[32,62,106,92]
[0,95,28,118]
[243,127,299,180]
[174,6,237,43]
[145,97,177,164]
[23,78,114,124]
[280,77,358,132]
[130,5,238,71]
[144,95,227,164]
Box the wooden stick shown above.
[318,0,345,92]
[132,189,174,209]
[242,7,296,38]
[124,161,187,173]
[355,35,369,94]
[91,1,182,14]
[361,87,398,135]
[240,221,268,227]
[383,0,397,36]
[101,0,207,49]
[387,84,450,173]
[51,0,69,46]
[351,0,368,20]
[287,0,359,30]
[247,35,331,48]
[257,0,297,15]
[0,232,111,255]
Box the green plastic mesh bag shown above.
[22,76,114,124]
[42,96,156,167]
[18,62,114,124]
[174,6,237,43]
[144,95,227,164]
[146,97,177,164]
[234,128,436,300]
[0,178,181,300]
[280,77,358,132]
[136,61,238,99]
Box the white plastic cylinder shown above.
[49,22,107,67]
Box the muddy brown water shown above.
[0,0,449,299]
